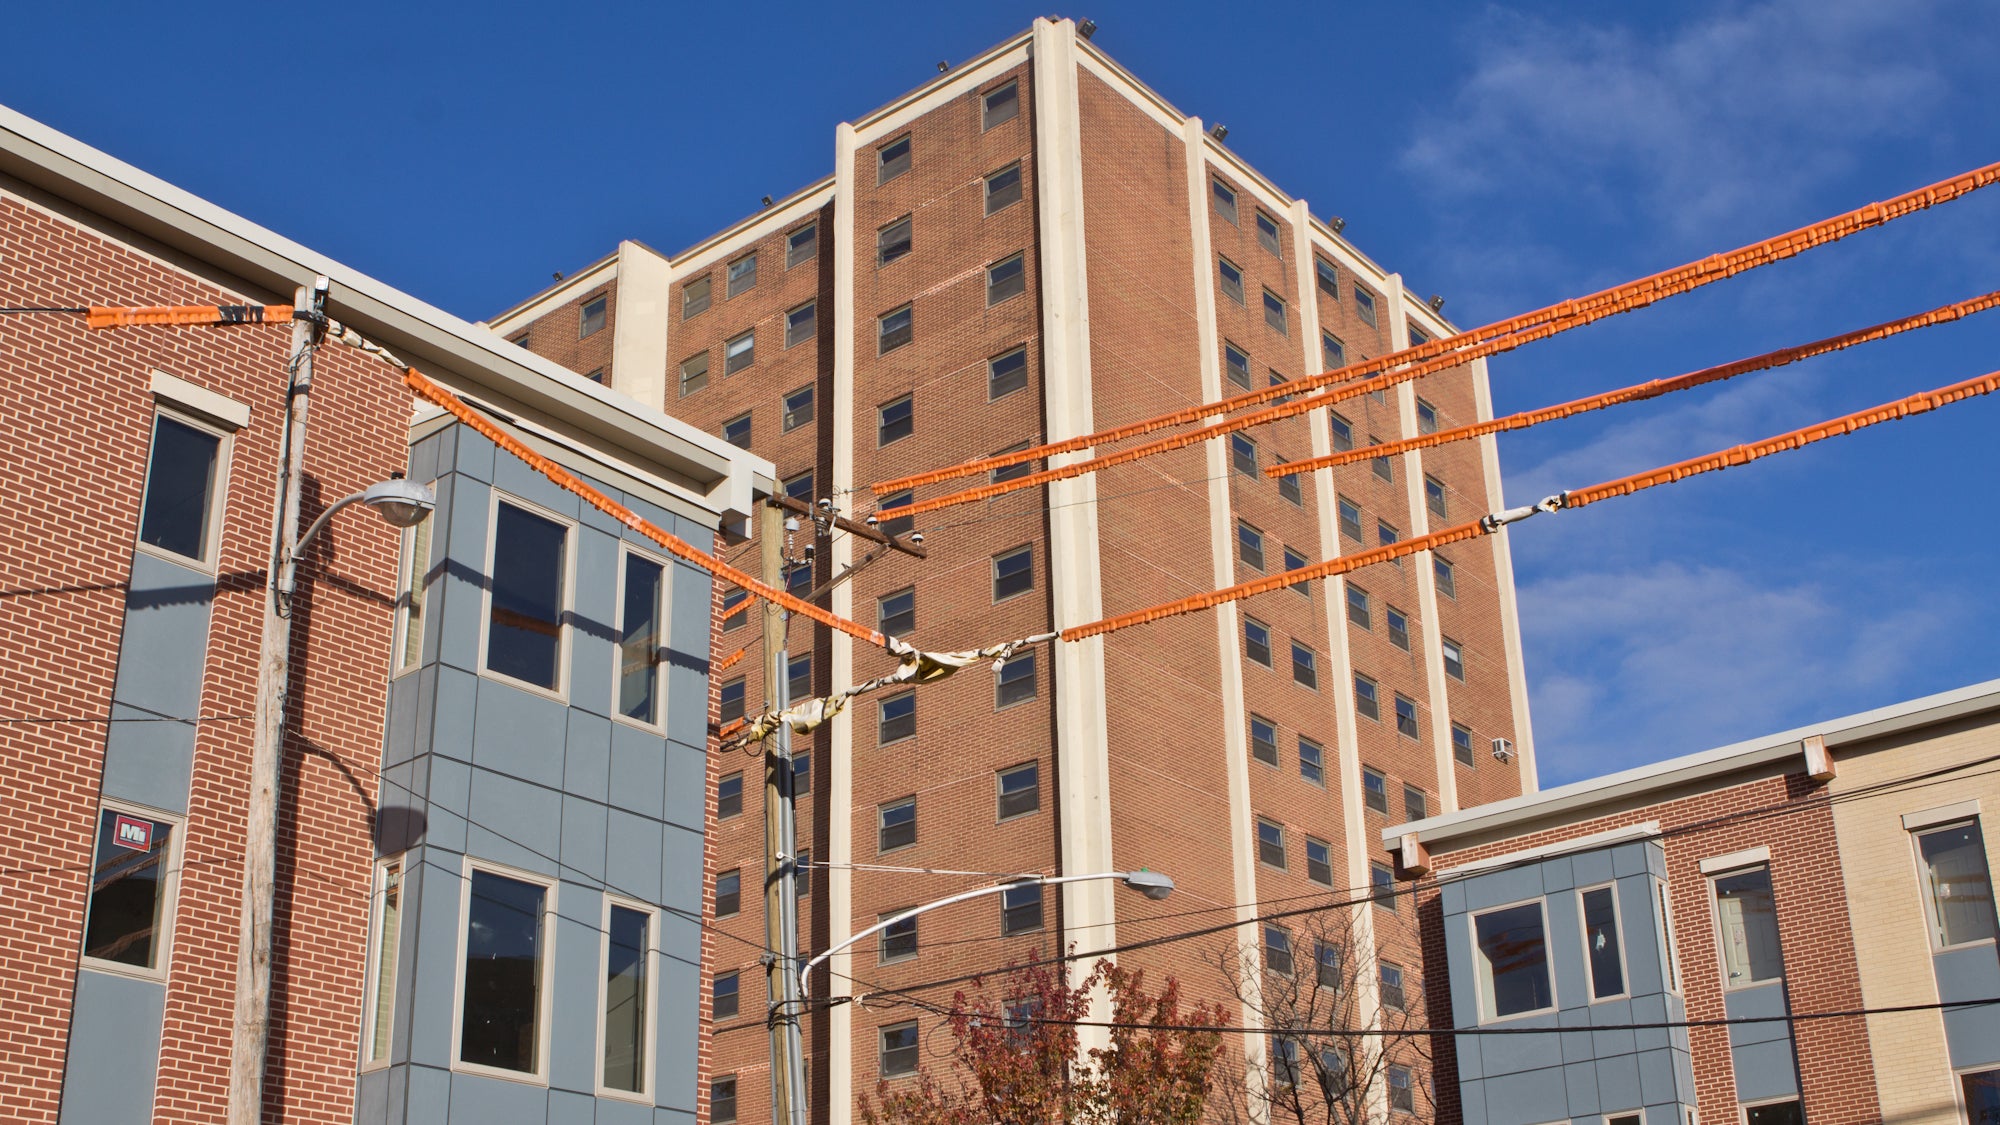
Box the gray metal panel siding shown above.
[58,969,166,1122]
[1937,944,2000,1069]
[1723,980,1797,1102]
[99,551,216,813]
[98,702,197,815]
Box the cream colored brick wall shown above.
[1830,717,2000,1123]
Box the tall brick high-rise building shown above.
[494,18,1538,1123]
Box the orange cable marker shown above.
[85,304,295,329]
[401,368,892,650]
[714,647,749,673]
[877,158,2000,501]
[1062,366,2000,642]
[1270,290,2000,477]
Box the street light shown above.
[278,475,435,596]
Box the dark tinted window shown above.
[82,808,176,968]
[487,503,567,690]
[459,869,546,1072]
[618,553,663,722]
[139,414,221,561]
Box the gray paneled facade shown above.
[1442,840,1699,1125]
[358,424,712,1125]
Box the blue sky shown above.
[7,1,1997,785]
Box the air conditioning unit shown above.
[1491,737,1515,763]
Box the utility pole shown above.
[228,278,325,1124]
[761,500,808,1125]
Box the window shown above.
[1371,445,1394,483]
[1961,1072,2000,1125]
[682,276,712,319]
[1314,256,1338,298]
[982,80,1020,129]
[82,804,180,973]
[1714,867,1784,986]
[877,216,912,266]
[394,512,433,673]
[985,163,1022,214]
[1255,210,1282,256]
[1230,433,1258,477]
[1403,783,1427,821]
[992,445,1035,483]
[878,394,913,444]
[724,330,755,375]
[1238,522,1265,571]
[1299,737,1325,786]
[485,500,569,692]
[1580,885,1627,1000]
[1384,608,1410,652]
[1353,285,1377,326]
[602,902,652,1094]
[879,691,917,744]
[1606,1115,1641,1125]
[785,471,816,503]
[618,552,665,724]
[1354,674,1380,721]
[877,135,911,184]
[998,762,1040,820]
[1362,767,1387,813]
[1346,584,1372,629]
[726,252,757,298]
[1271,1035,1301,1090]
[1434,556,1457,598]
[1452,723,1475,767]
[1243,617,1272,667]
[458,866,551,1074]
[722,414,752,449]
[1305,837,1333,886]
[1743,1101,1803,1125]
[721,587,749,631]
[992,545,1034,600]
[679,352,710,397]
[1002,881,1044,934]
[580,295,608,337]
[1212,179,1239,225]
[788,653,812,706]
[880,911,918,962]
[987,253,1026,305]
[784,303,818,351]
[793,751,811,793]
[712,1077,738,1124]
[1377,521,1400,557]
[717,773,743,819]
[1329,410,1355,451]
[1916,820,1997,948]
[1291,642,1318,689]
[585,367,606,385]
[1373,864,1397,911]
[715,869,741,917]
[1338,498,1363,541]
[795,850,811,897]
[1379,961,1405,1008]
[710,969,741,1021]
[787,222,819,268]
[1321,331,1346,370]
[879,797,917,852]
[879,1020,922,1078]
[1277,467,1303,506]
[879,587,915,637]
[1257,818,1287,869]
[1416,399,1439,434]
[1218,257,1245,304]
[139,412,226,564]
[1394,696,1420,741]
[512,331,531,348]
[989,346,1029,399]
[1442,638,1466,681]
[1263,925,1295,975]
[1249,715,1279,766]
[719,677,746,724]
[362,858,403,1065]
[1387,1064,1414,1113]
[1425,475,1447,520]
[878,491,914,538]
[1283,547,1310,594]
[996,652,1037,707]
[1474,901,1554,1019]
[1263,290,1288,335]
[878,306,913,354]
[1224,342,1251,388]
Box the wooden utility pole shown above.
[761,501,808,1125]
[228,279,322,1124]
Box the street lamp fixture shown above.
[279,475,435,596]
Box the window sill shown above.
[450,1060,550,1087]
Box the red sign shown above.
[112,814,153,852]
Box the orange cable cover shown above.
[1061,367,2000,642]
[401,369,891,650]
[85,304,295,329]
[1269,290,2000,477]
[714,647,749,673]
[877,159,2000,503]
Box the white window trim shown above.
[79,799,186,983]
[609,543,671,734]
[1698,846,1771,876]
[391,504,437,678]
[1576,882,1633,1004]
[1604,1113,1646,1125]
[1658,877,1685,995]
[359,855,406,1070]
[477,491,578,703]
[1953,1065,2000,1125]
[150,369,250,430]
[1905,799,1982,832]
[1470,895,1559,1024]
[1910,818,1999,953]
[595,894,661,1103]
[450,857,558,1085]
[1737,1097,1801,1124]
[133,405,235,574]
[1707,863,1784,992]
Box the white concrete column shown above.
[609,240,671,408]
[826,121,859,1125]
[1471,354,1539,791]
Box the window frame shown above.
[612,543,670,731]
[1739,1098,1804,1125]
[1451,722,1475,767]
[1291,641,1318,690]
[877,394,913,445]
[359,854,405,1069]
[986,252,1027,306]
[1337,498,1363,542]
[1298,736,1325,787]
[1709,864,1785,990]
[724,329,755,375]
[988,346,1030,400]
[1230,433,1259,477]
[1346,583,1372,630]
[392,501,436,676]
[1001,880,1044,935]
[1255,210,1282,257]
[992,544,1035,602]
[712,1076,739,1125]
[879,909,919,964]
[1403,783,1428,822]
[877,134,912,184]
[1218,256,1246,305]
[879,797,917,853]
[879,1020,920,1076]
[135,406,235,572]
[579,294,608,338]
[715,868,742,918]
[982,79,1021,130]
[1912,818,1999,951]
[1305,836,1333,886]
[1256,817,1288,871]
[450,857,558,1083]
[1263,924,1295,976]
[1434,555,1457,598]
[985,162,1023,214]
[479,492,577,701]
[1224,341,1252,388]
[1314,256,1339,298]
[1442,638,1467,681]
[782,383,816,432]
[995,651,1037,709]
[679,351,710,397]
[1263,289,1289,335]
[1211,178,1239,225]
[786,222,819,269]
[784,302,818,351]
[1577,883,1632,1003]
[877,305,913,355]
[1249,715,1279,766]
[717,772,744,820]
[1329,409,1354,451]
[997,762,1040,821]
[1394,695,1420,741]
[1470,896,1559,1023]
[1362,767,1387,814]
[1425,474,1448,520]
[79,799,187,981]
[725,252,758,299]
[878,690,917,745]
[877,215,913,267]
[879,586,915,638]
[1372,863,1398,912]
[681,276,712,320]
[1353,285,1378,326]
[1237,521,1265,572]
[1416,399,1440,434]
[596,894,659,1101]
[712,968,742,1021]
[1243,616,1273,668]
[1354,673,1380,721]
